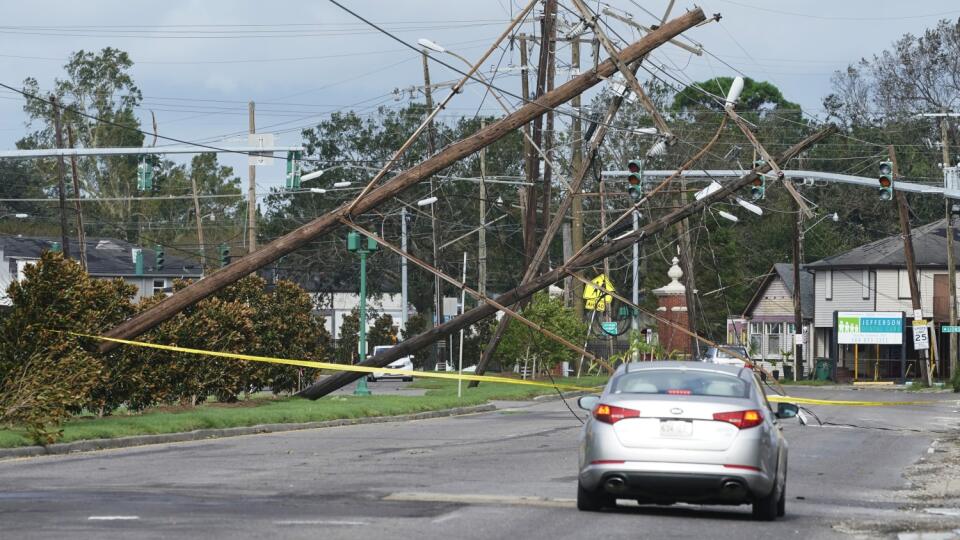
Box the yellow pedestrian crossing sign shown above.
[583,274,615,312]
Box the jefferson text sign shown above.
[836,312,903,345]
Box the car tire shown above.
[577,480,614,512]
[366,376,376,382]
[752,480,781,521]
[777,482,786,517]
[403,377,413,382]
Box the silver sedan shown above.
[576,361,799,520]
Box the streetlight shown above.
[803,212,839,234]
[0,213,28,219]
[417,196,438,207]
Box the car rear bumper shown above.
[579,461,773,504]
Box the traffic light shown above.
[750,160,766,200]
[286,151,302,189]
[627,159,643,201]
[155,245,164,271]
[219,244,231,267]
[137,157,153,191]
[878,160,894,200]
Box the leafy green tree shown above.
[672,76,800,114]
[0,252,136,442]
[401,313,430,368]
[496,293,587,374]
[337,309,360,364]
[368,313,398,349]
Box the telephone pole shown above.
[191,172,207,270]
[422,50,443,352]
[51,96,71,258]
[890,145,931,384]
[247,101,257,252]
[792,195,804,379]
[571,33,585,320]
[940,112,957,378]
[65,125,87,270]
[478,119,488,298]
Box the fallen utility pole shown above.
[298,125,836,399]
[890,145,931,385]
[98,8,709,353]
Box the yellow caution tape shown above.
[72,333,601,393]
[71,333,944,407]
[768,395,938,407]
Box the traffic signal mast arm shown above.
[299,125,836,399]
[97,8,708,354]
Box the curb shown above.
[0,404,496,461]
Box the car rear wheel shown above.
[752,480,781,521]
[577,480,614,512]
[777,482,786,517]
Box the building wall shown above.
[751,278,793,317]
[813,269,876,327]
[874,268,948,317]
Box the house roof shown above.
[0,236,202,278]
[742,263,814,320]
[806,219,960,270]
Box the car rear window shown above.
[716,348,746,359]
[612,369,749,398]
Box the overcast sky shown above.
[2,0,959,192]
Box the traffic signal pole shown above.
[97,8,709,353]
[941,113,958,378]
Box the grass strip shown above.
[0,375,609,449]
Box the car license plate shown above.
[660,420,693,437]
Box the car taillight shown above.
[713,409,763,429]
[592,404,640,424]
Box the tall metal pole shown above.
[632,210,640,331]
[51,97,71,258]
[792,196,804,381]
[65,125,86,270]
[191,172,207,271]
[247,101,257,252]
[401,206,409,331]
[941,112,957,379]
[457,251,468,398]
[355,246,372,396]
[478,119,488,298]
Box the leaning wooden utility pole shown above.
[570,39,586,320]
[540,0,557,233]
[422,50,443,339]
[247,101,257,252]
[98,9,709,353]
[51,97,71,258]
[792,194,804,379]
[890,145,931,385]
[299,125,836,399]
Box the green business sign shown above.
[836,311,903,345]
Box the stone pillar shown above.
[653,257,691,357]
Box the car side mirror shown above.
[577,395,600,411]
[775,402,799,419]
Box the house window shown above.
[152,279,167,296]
[749,322,763,357]
[825,270,833,300]
[766,323,782,356]
[898,269,912,299]
[862,269,870,299]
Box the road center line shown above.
[273,520,367,526]
[88,516,140,521]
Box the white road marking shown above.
[385,492,575,509]
[88,516,140,521]
[273,520,367,526]
[431,512,462,524]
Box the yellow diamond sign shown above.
[583,274,615,312]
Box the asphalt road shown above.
[0,386,958,539]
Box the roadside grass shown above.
[0,374,608,449]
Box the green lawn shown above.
[0,375,609,449]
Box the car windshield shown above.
[612,369,750,398]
